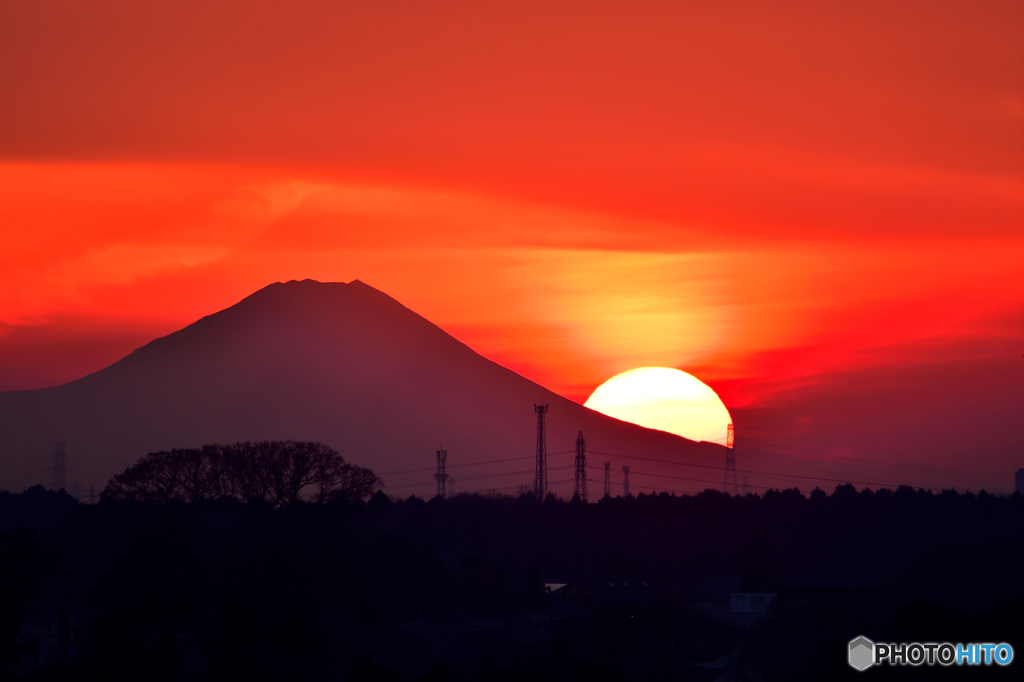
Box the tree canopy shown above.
[102,441,381,506]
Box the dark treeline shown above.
[1,479,1022,681]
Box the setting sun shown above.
[584,367,732,445]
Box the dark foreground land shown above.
[2,485,1022,681]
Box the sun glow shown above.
[584,367,732,444]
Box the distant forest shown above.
[2,445,1022,680]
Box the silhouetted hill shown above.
[0,280,720,496]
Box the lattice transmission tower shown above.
[723,423,738,495]
[604,462,611,497]
[573,431,587,502]
[622,465,630,496]
[534,404,548,498]
[434,449,449,499]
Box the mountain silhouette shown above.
[0,280,722,498]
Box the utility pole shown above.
[574,431,587,502]
[51,442,67,492]
[604,462,611,498]
[534,404,549,498]
[723,423,738,495]
[434,449,449,499]
[622,466,630,496]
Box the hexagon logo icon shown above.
[849,636,874,671]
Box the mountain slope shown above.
[0,280,722,498]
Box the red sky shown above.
[2,1,1022,491]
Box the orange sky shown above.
[1,1,1022,487]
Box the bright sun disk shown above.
[584,367,732,444]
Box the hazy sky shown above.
[1,1,1022,488]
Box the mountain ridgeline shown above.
[0,280,720,497]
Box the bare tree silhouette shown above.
[102,441,381,506]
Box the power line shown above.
[458,477,577,497]
[385,446,970,495]
[381,450,576,477]
[628,469,810,493]
[627,465,955,493]
[384,464,575,491]
[742,437,1006,477]
[589,449,964,493]
[380,455,534,476]
[384,469,533,490]
[385,432,991,497]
